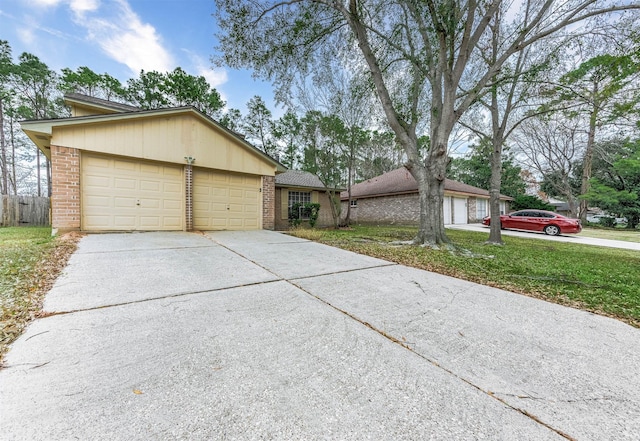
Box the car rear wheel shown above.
[544,225,560,236]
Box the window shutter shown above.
[281,189,289,219]
[311,191,319,203]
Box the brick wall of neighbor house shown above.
[50,145,81,232]
[262,175,275,230]
[274,188,286,230]
[275,188,336,230]
[344,193,421,225]
[467,197,477,222]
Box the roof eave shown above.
[277,183,344,192]
[342,189,511,201]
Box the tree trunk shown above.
[46,157,52,197]
[36,149,41,197]
[407,131,451,247]
[0,99,7,195]
[327,191,341,229]
[10,116,16,195]
[344,148,354,226]
[486,137,504,245]
[580,95,598,221]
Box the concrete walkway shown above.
[448,223,640,251]
[1,230,639,440]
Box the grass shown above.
[0,227,80,361]
[291,225,640,328]
[579,227,640,243]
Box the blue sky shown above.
[0,0,276,114]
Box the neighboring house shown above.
[547,198,572,217]
[342,167,513,225]
[21,93,285,234]
[274,170,340,230]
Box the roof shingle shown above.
[64,92,141,113]
[275,170,327,189]
[342,167,512,200]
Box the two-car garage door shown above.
[81,154,261,231]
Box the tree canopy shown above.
[214,0,640,246]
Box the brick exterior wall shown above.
[274,188,287,230]
[467,197,478,222]
[184,164,193,231]
[342,193,488,225]
[50,145,81,232]
[344,193,421,225]
[262,175,275,230]
[315,192,336,228]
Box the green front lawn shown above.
[291,226,640,327]
[579,227,640,243]
[0,227,79,361]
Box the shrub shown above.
[289,202,321,227]
[511,195,555,211]
[599,216,617,228]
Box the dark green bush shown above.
[289,202,321,227]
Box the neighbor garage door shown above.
[81,154,184,231]
[453,197,468,224]
[193,168,261,230]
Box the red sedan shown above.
[482,209,582,236]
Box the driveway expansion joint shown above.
[287,263,398,282]
[39,279,283,316]
[288,278,578,440]
[77,244,217,255]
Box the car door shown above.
[503,211,525,229]
[526,211,548,231]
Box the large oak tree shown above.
[214,0,637,246]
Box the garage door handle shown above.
[136,200,141,206]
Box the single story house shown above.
[274,170,340,229]
[21,93,285,234]
[342,167,513,225]
[547,198,572,217]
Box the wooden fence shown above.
[0,196,50,227]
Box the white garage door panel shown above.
[193,168,261,230]
[453,197,468,224]
[82,154,184,231]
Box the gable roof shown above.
[342,167,513,200]
[20,105,286,173]
[275,170,343,191]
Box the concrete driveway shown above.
[1,230,639,440]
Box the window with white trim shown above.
[288,191,311,219]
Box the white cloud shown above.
[180,48,229,106]
[16,27,36,45]
[27,0,64,7]
[69,0,99,14]
[72,0,174,75]
[182,49,228,88]
[20,0,173,75]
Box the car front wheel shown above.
[544,225,560,236]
